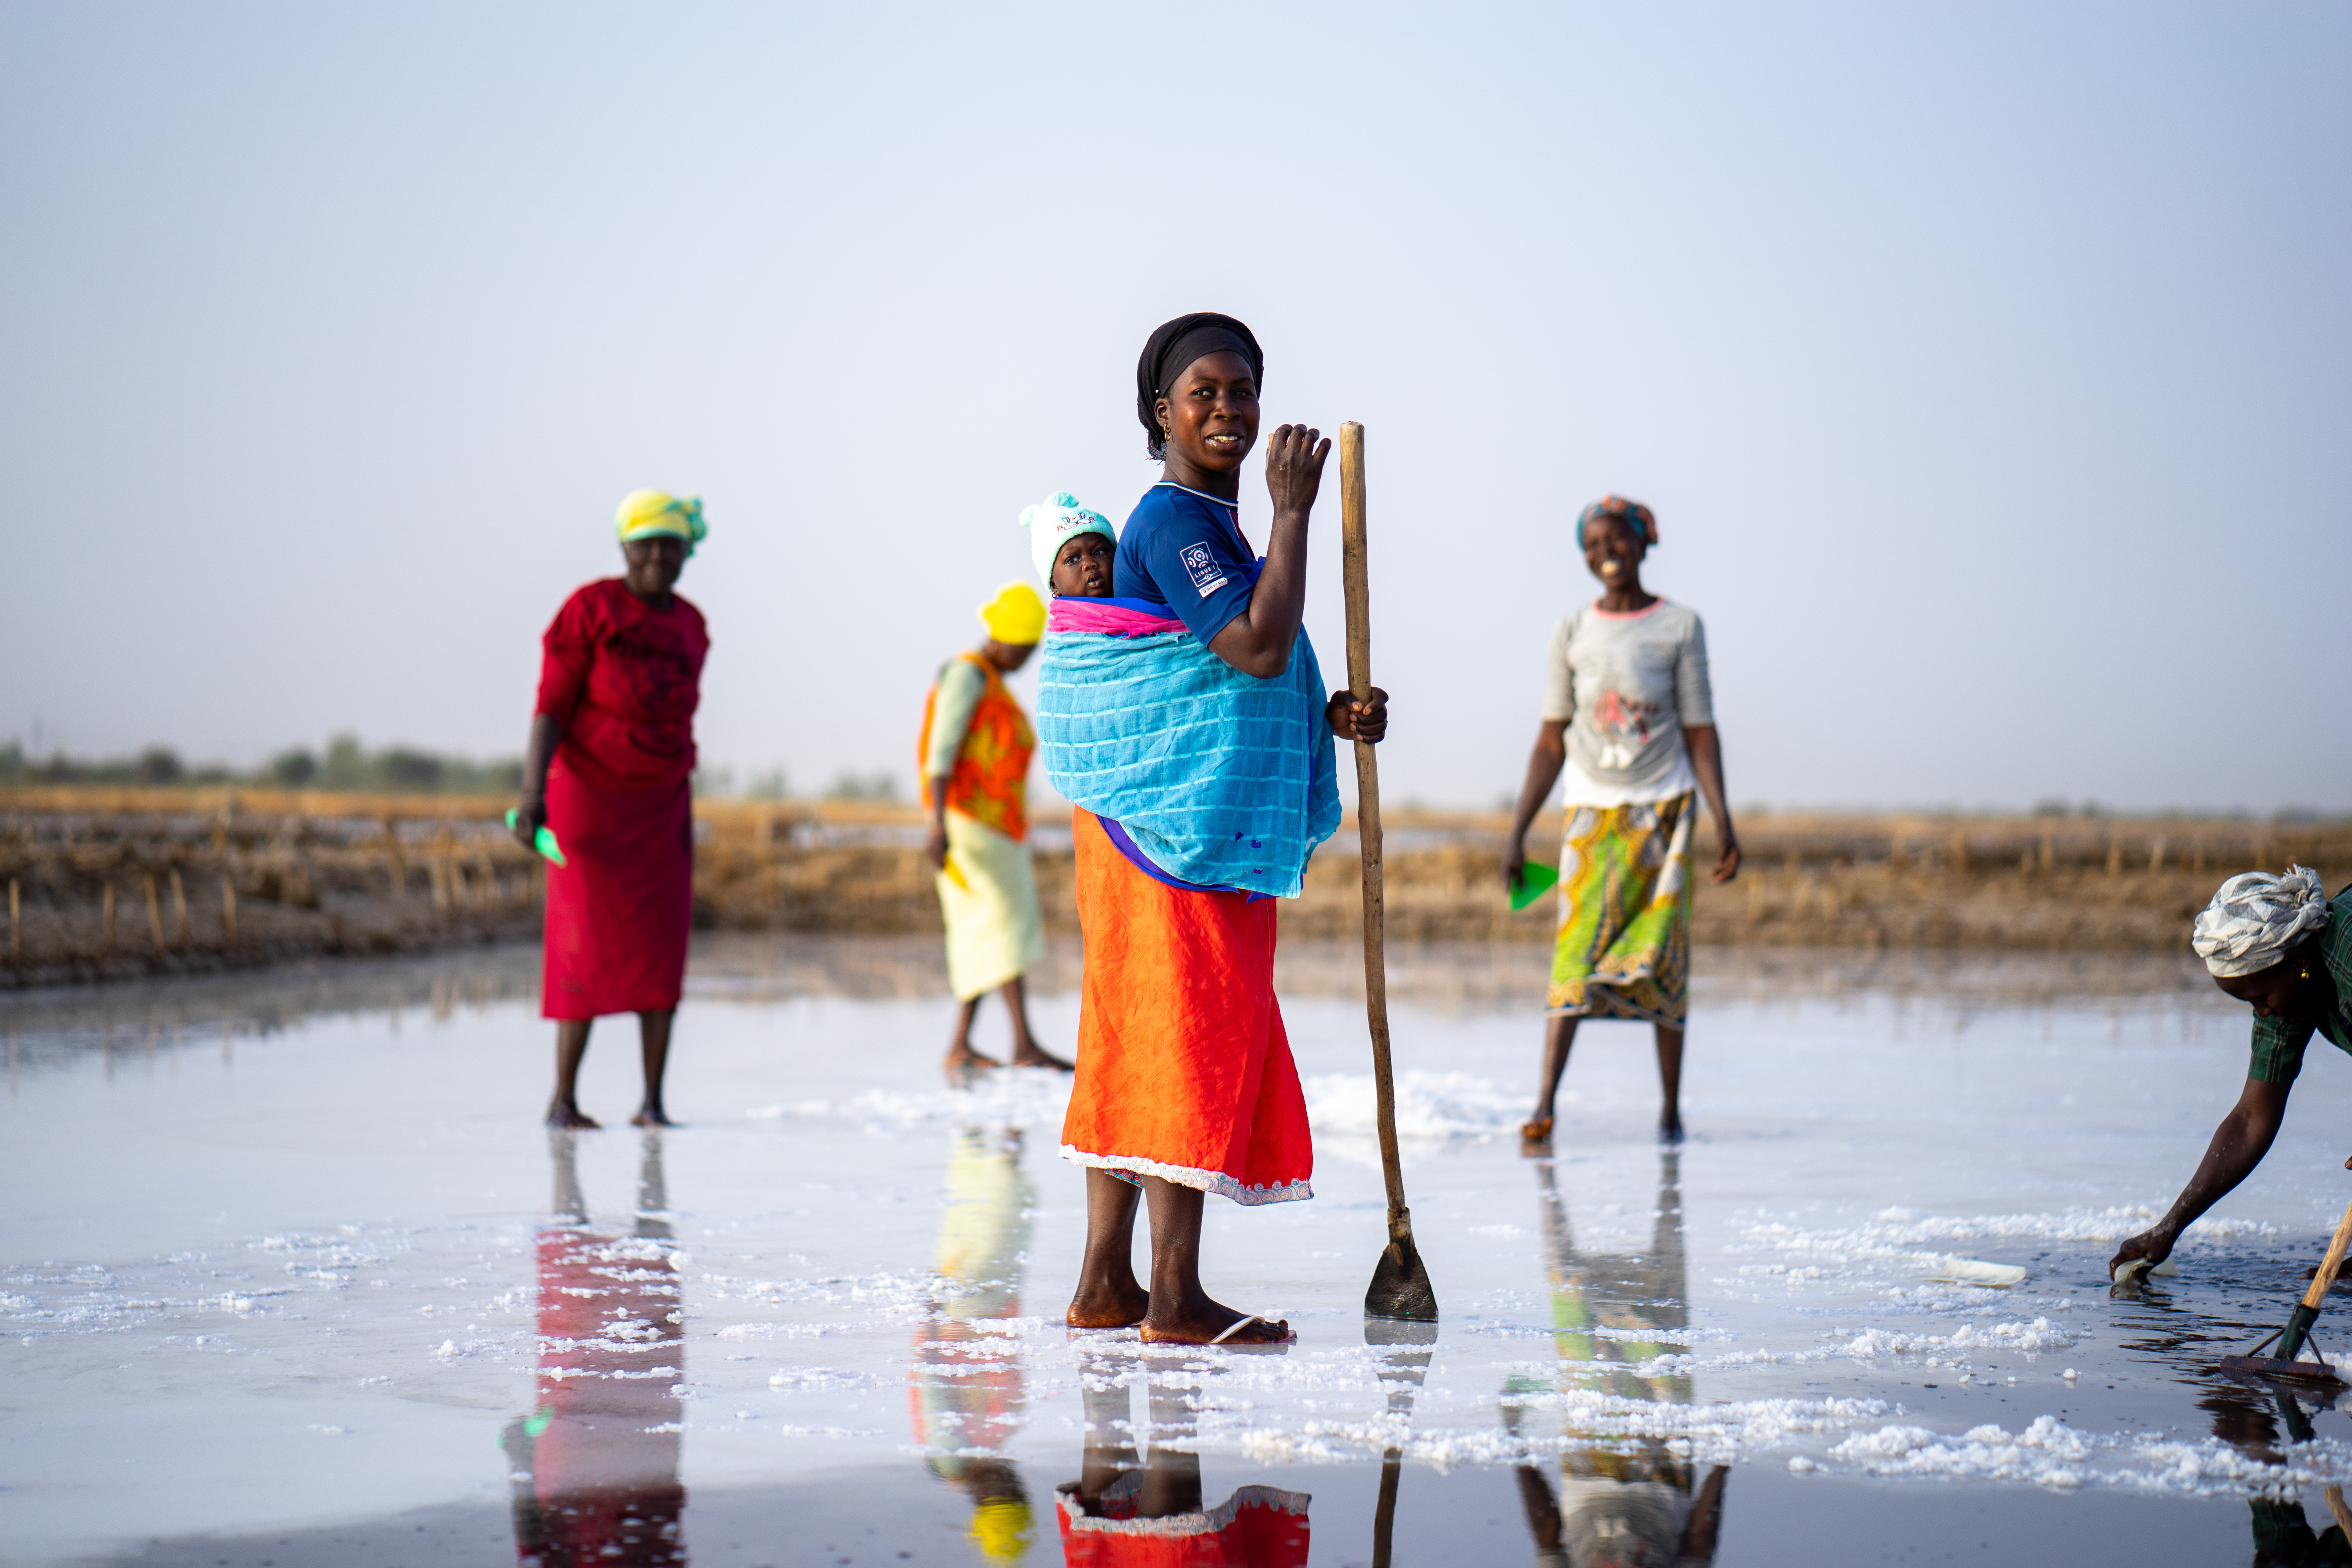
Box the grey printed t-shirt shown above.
[1540,599,1714,805]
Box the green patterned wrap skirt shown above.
[1546,791,1695,1025]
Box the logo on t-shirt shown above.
[1179,543,1227,599]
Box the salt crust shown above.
[1737,1205,2279,1264]
[1813,1416,2352,1496]
[743,1068,1527,1152]
[1627,1318,2076,1376]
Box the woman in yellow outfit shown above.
[921,583,1072,1071]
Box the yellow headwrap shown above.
[615,490,709,556]
[967,1497,1032,1564]
[978,582,1046,646]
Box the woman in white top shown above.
[1502,496,1740,1146]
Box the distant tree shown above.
[272,748,320,788]
[826,770,900,803]
[381,749,445,790]
[134,747,185,785]
[321,735,366,790]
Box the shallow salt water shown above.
[9,936,2352,1565]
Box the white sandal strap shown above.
[1207,1314,1263,1346]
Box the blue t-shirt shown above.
[1114,482,1257,644]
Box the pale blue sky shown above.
[4,3,2345,811]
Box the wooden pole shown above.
[220,872,238,944]
[170,867,190,948]
[2303,1198,2352,1315]
[1341,422,1401,1224]
[1341,420,1437,1323]
[145,875,165,950]
[8,877,17,967]
[102,882,116,951]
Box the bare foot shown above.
[944,1047,1002,1072]
[631,1105,676,1128]
[1658,1115,1684,1145]
[1140,1299,1293,1346]
[545,1103,601,1130]
[1520,1116,1554,1156]
[1066,1281,1151,1330]
[1011,1045,1076,1072]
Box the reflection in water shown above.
[1058,1346,1311,1564]
[502,1131,686,1567]
[1504,1153,1728,1567]
[910,1126,1038,1562]
[2201,1390,2352,1565]
[1366,1319,1438,1568]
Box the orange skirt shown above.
[1059,809,1312,1205]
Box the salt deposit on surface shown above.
[1818,1416,2352,1496]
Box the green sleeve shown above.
[924,660,985,781]
[2249,1015,2317,1085]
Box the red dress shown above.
[534,580,710,1020]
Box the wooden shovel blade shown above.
[1367,1232,1439,1322]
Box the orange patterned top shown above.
[918,653,1035,842]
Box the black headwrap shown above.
[1136,312,1265,459]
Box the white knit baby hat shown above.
[1019,492,1114,585]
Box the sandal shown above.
[1141,1313,1293,1347]
[1520,1117,1554,1143]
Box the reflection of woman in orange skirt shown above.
[1059,1343,1312,1567]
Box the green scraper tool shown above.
[504,810,567,867]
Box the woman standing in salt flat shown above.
[515,490,710,1129]
[1040,311,1387,1346]
[921,577,1072,1072]
[1503,496,1739,1148]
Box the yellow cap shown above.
[968,1496,1033,1563]
[978,582,1046,646]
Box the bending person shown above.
[1038,312,1387,1346]
[921,577,1071,1071]
[2111,867,2349,1279]
[515,490,711,1129]
[1503,496,1738,1147]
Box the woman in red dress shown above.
[514,490,711,1128]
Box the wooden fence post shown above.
[220,873,238,944]
[102,882,116,951]
[2148,836,2167,874]
[170,868,190,948]
[8,878,17,967]
[145,875,165,950]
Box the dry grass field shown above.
[3,786,2345,989]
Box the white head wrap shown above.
[1019,492,1115,586]
[2192,865,2330,978]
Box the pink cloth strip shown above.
[1046,598,1189,638]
